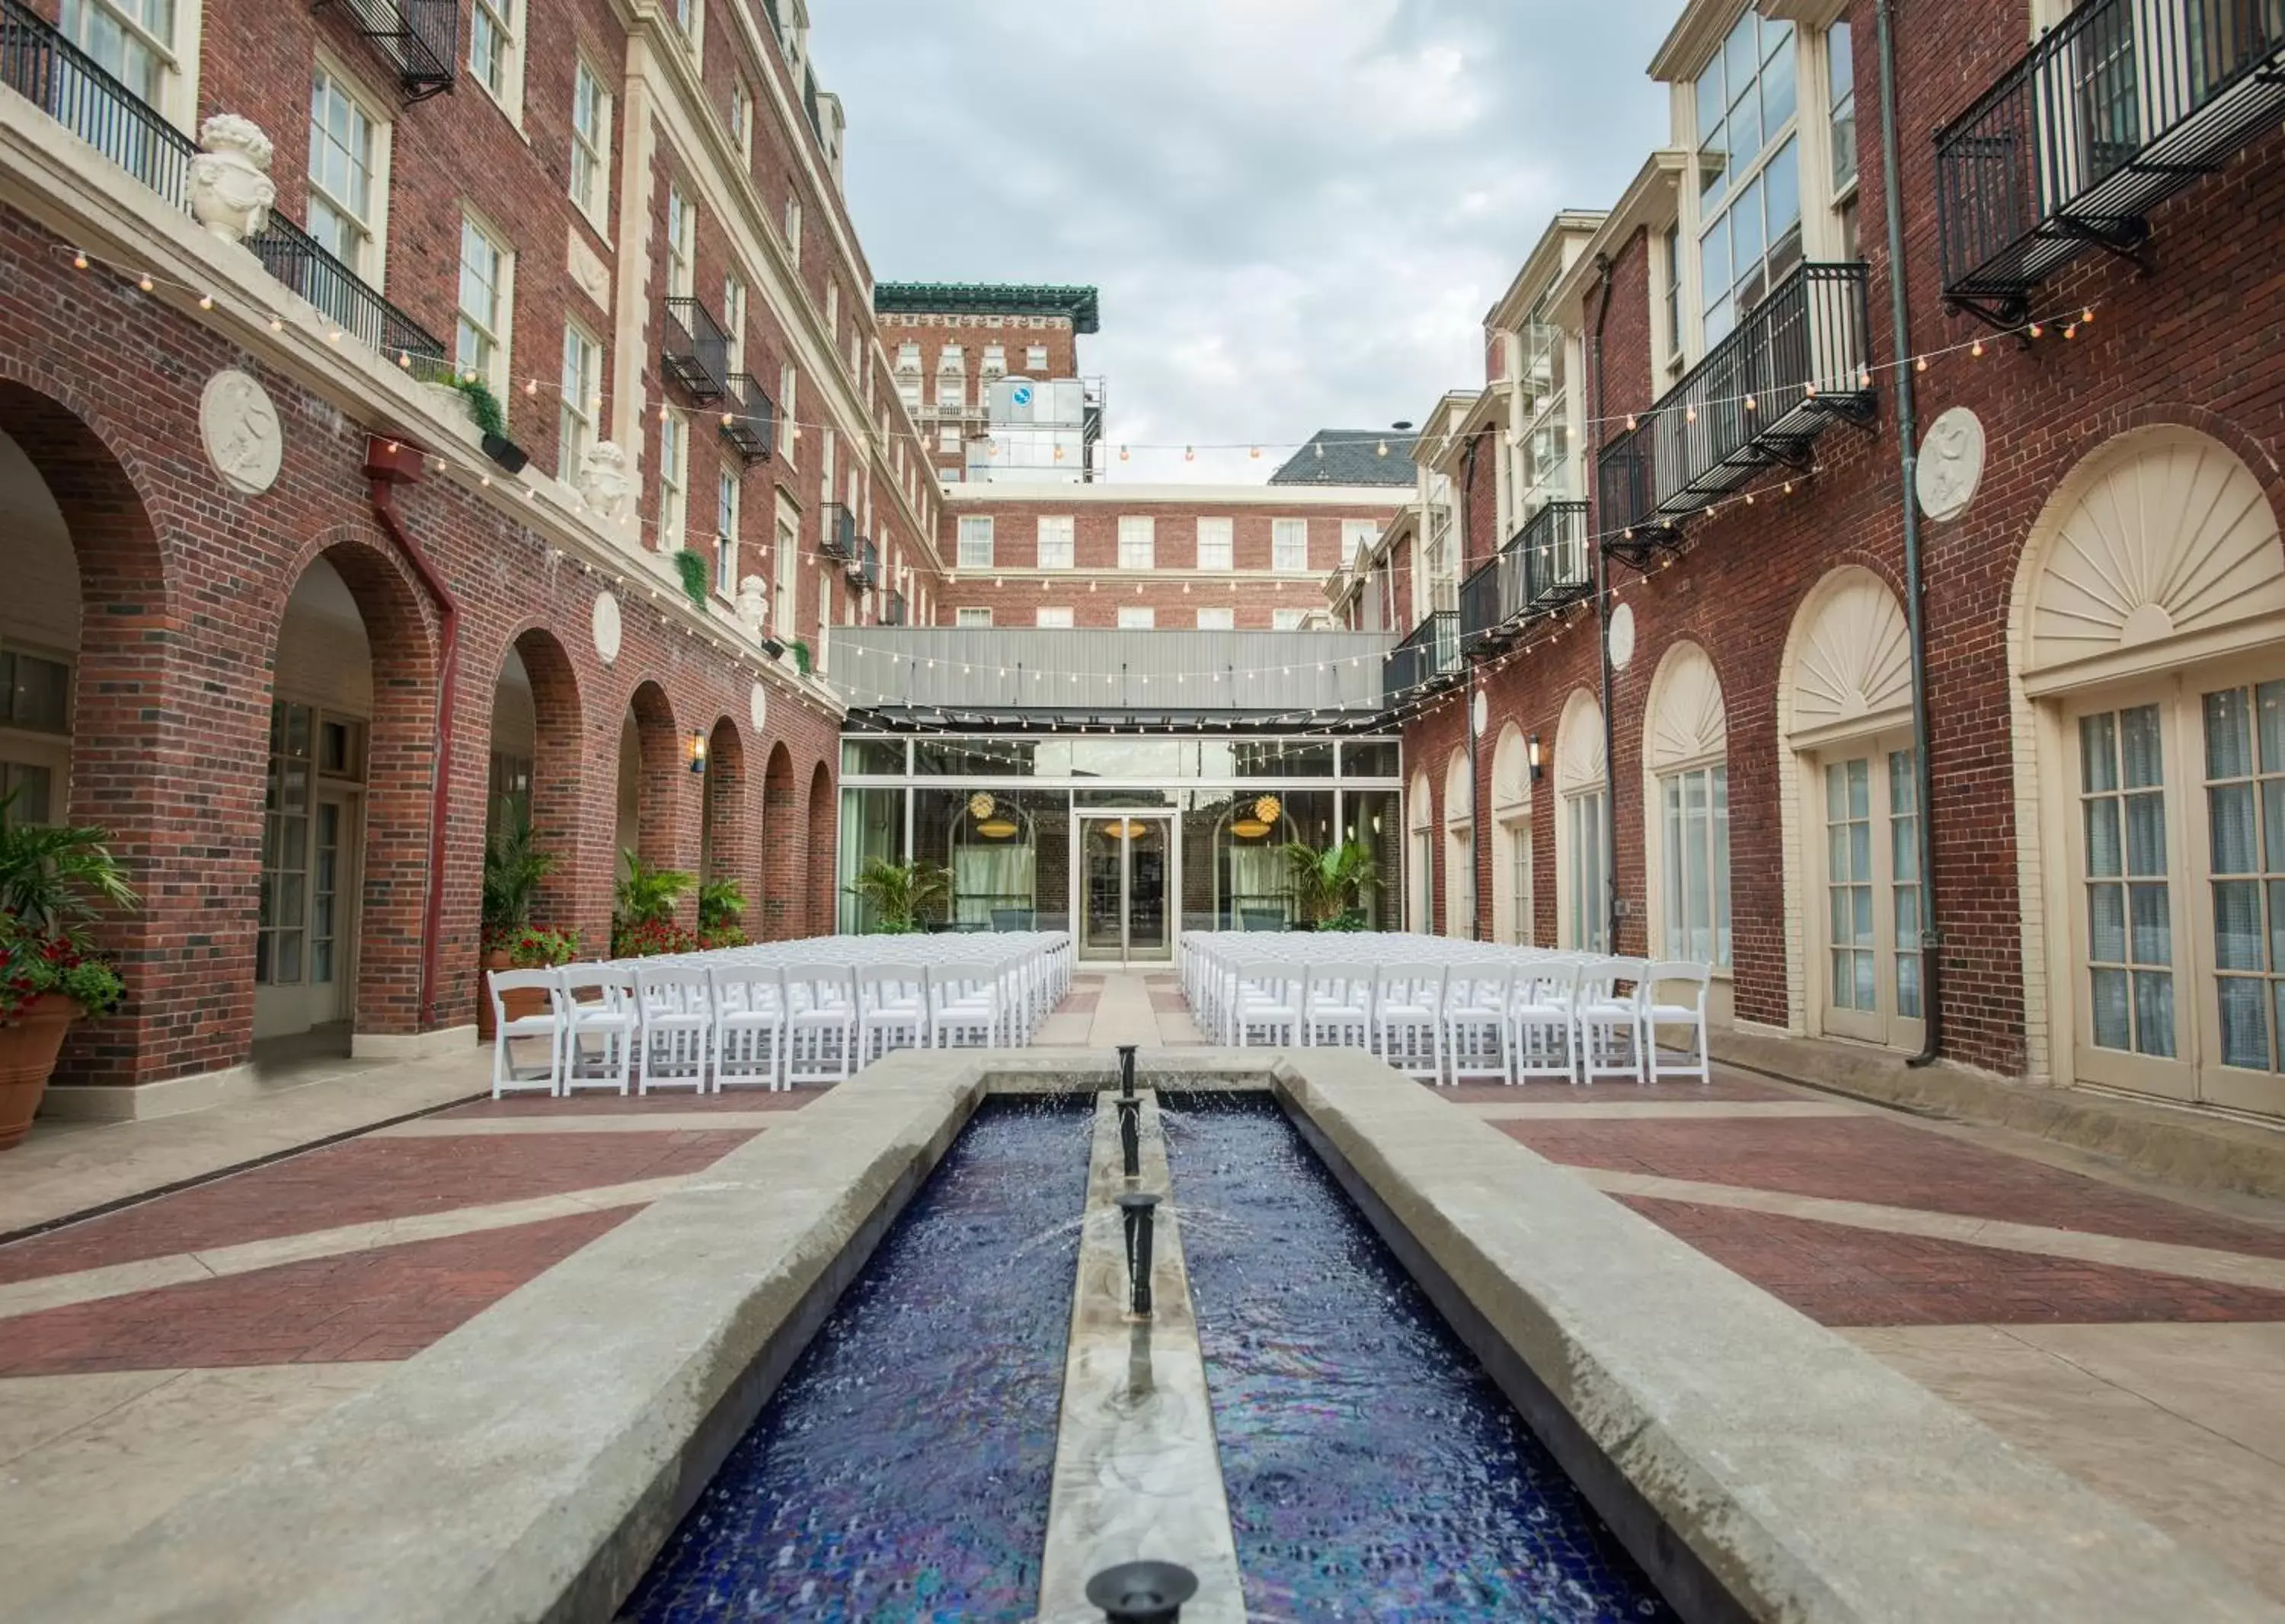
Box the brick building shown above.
[0,0,947,1108]
[872,282,1101,484]
[1398,0,2285,1124]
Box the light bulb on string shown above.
[72,250,88,270]
[1971,337,1985,358]
[1915,354,1928,372]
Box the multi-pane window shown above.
[1342,519,1379,565]
[1037,516,1075,569]
[936,370,965,410]
[307,67,381,278]
[778,363,798,457]
[1194,606,1235,631]
[0,652,69,733]
[570,61,609,223]
[2082,706,2175,1057]
[772,499,797,639]
[558,323,601,481]
[722,273,746,372]
[1195,517,1233,571]
[1889,748,1922,1018]
[1827,21,1857,193]
[1272,519,1309,573]
[1695,11,1800,344]
[664,185,693,299]
[783,197,802,265]
[729,79,753,161]
[1661,226,1683,361]
[470,0,514,101]
[938,426,963,456]
[1824,759,1876,1012]
[62,0,174,104]
[715,469,739,593]
[955,607,992,627]
[1660,763,1732,965]
[455,216,509,389]
[1026,344,1049,371]
[1567,789,1609,951]
[1035,606,1074,628]
[658,409,688,548]
[982,344,1006,379]
[2204,681,2285,1071]
[1272,609,1307,631]
[957,516,994,569]
[1118,517,1155,571]
[1118,606,1155,629]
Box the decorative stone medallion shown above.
[591,590,623,664]
[1607,601,1637,670]
[749,681,769,734]
[1471,690,1488,737]
[199,369,282,494]
[1916,406,1986,523]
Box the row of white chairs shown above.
[1181,932,1710,1088]
[486,934,1072,1098]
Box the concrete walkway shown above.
[1035,969,1206,1047]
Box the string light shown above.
[72,250,88,270]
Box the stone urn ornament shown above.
[577,439,631,525]
[735,574,769,635]
[187,114,276,245]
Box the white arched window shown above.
[1490,724,1534,945]
[1555,689,1607,951]
[1408,767,1436,932]
[2010,426,2285,1119]
[1644,642,1731,967]
[1443,748,1474,939]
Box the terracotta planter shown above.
[0,993,79,1151]
[479,951,551,1042]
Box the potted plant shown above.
[698,878,749,948]
[612,850,697,957]
[843,857,950,935]
[453,374,528,473]
[479,820,561,1040]
[0,800,136,1149]
[1281,838,1378,932]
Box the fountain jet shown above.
[1117,1044,1137,1098]
[1116,1097,1142,1178]
[1115,1191,1158,1317]
[1086,1559,1198,1623]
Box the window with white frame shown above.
[957,515,994,569]
[468,0,518,108]
[1195,516,1233,571]
[826,283,839,344]
[557,322,600,481]
[820,427,835,504]
[938,427,962,456]
[455,213,510,392]
[729,78,752,162]
[895,341,920,373]
[1117,516,1154,571]
[1661,226,1683,364]
[1118,606,1155,629]
[569,59,610,227]
[715,468,739,593]
[664,184,694,299]
[658,408,688,548]
[61,0,179,110]
[306,64,385,283]
[817,575,832,672]
[936,369,964,411]
[721,272,745,372]
[956,606,992,627]
[1035,606,1074,628]
[1661,764,1731,964]
[1272,609,1307,631]
[1037,515,1074,569]
[982,344,1005,379]
[1271,519,1309,573]
[783,196,801,266]
[1827,21,1857,193]
[778,363,797,457]
[1694,10,1800,345]
[772,496,797,639]
[1194,606,1235,631]
[1025,344,1048,371]
[1342,519,1379,565]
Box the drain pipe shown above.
[1874,0,1943,1066]
[1459,432,1484,940]
[1590,253,1620,951]
[363,438,460,1031]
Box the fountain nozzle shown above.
[1117,1044,1137,1098]
[1116,1096,1142,1178]
[1114,1191,1158,1317]
[1087,1559,1198,1624]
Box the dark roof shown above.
[873,282,1101,334]
[1268,429,1420,487]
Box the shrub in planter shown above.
[612,851,696,957]
[479,821,559,1040]
[480,923,578,1032]
[612,917,698,957]
[0,804,136,1149]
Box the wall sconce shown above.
[1526,733,1543,782]
[689,730,708,775]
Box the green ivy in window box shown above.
[453,375,509,440]
[788,640,811,676]
[673,548,712,610]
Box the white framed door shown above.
[1810,732,1924,1050]
[255,702,365,1040]
[1076,814,1174,965]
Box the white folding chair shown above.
[1372,962,1446,1083]
[786,966,858,1086]
[858,962,930,1062]
[1578,957,1652,1085]
[929,962,999,1049]
[1232,961,1305,1047]
[712,964,787,1091]
[560,964,638,1094]
[1303,964,1373,1050]
[636,963,714,1093]
[1441,964,1512,1086]
[1643,961,1713,1085]
[488,968,563,1098]
[1509,959,1581,1085]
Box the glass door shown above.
[1079,814,1173,964]
[1814,734,1924,1050]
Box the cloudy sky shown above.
[812,1,1672,484]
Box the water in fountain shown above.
[622,1094,1092,1622]
[1164,1092,1679,1622]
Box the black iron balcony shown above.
[0,0,449,368]
[719,372,772,463]
[314,0,457,101]
[1936,0,2285,327]
[662,297,730,401]
[881,589,908,626]
[1460,502,1591,657]
[820,502,856,561]
[1383,610,1461,708]
[1596,261,1873,558]
[845,536,879,590]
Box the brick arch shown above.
[496,626,585,931]
[701,716,752,935]
[805,759,836,938]
[761,742,797,940]
[620,678,686,880]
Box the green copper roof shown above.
[872,282,1101,334]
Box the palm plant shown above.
[698,878,748,946]
[0,797,138,948]
[481,820,557,944]
[1280,839,1378,930]
[844,857,950,934]
[615,849,696,928]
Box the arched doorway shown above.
[1443,748,1473,939]
[805,759,835,938]
[1408,766,1435,932]
[2007,425,2285,1116]
[616,679,683,882]
[1642,641,1731,1006]
[485,629,583,933]
[701,716,750,941]
[1489,724,1532,945]
[1776,565,1919,1049]
[1555,689,1607,951]
[761,742,795,940]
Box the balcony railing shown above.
[1459,502,1591,657]
[1597,262,1872,550]
[845,536,879,590]
[720,372,772,463]
[1936,0,2285,324]
[1383,610,1461,708]
[315,0,458,101]
[0,0,448,366]
[662,297,730,401]
[820,502,856,561]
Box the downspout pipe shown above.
[363,437,460,1032]
[1874,0,1943,1066]
[1460,433,1483,940]
[1590,252,1619,952]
